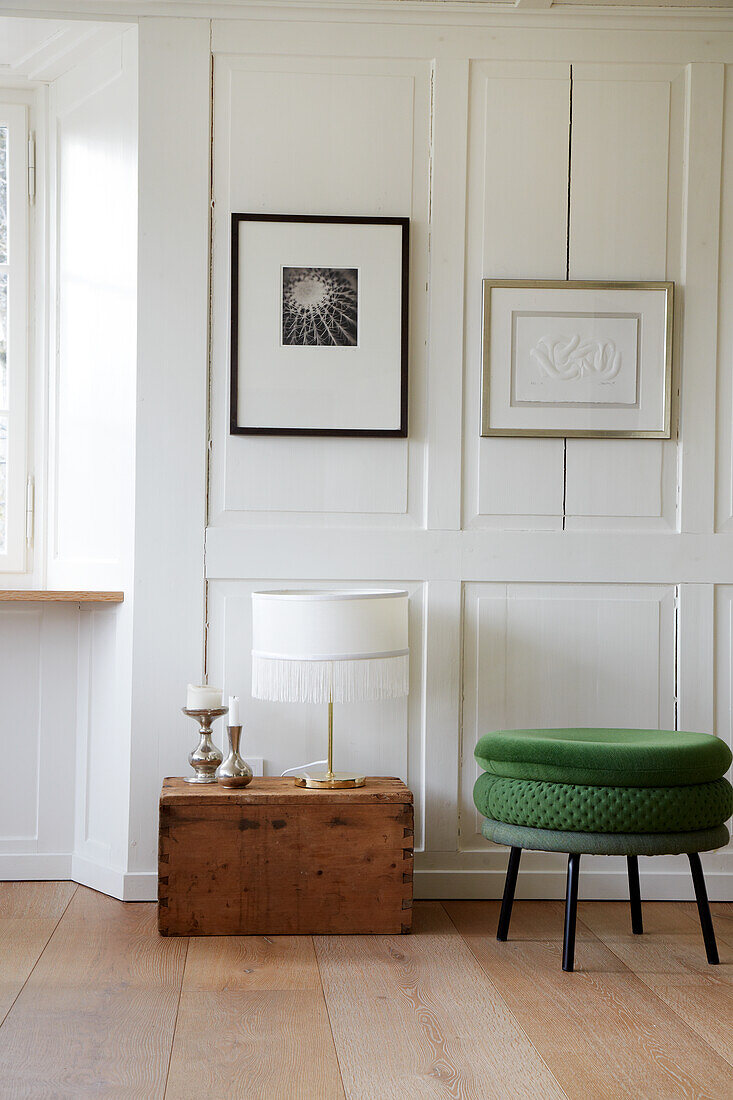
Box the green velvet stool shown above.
[473,728,733,972]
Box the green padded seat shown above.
[474,727,732,788]
[474,727,729,972]
[473,771,733,835]
[481,816,730,856]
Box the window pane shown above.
[0,273,6,409]
[0,125,6,264]
[0,415,6,553]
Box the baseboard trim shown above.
[71,856,158,901]
[0,852,155,902]
[119,871,158,902]
[0,853,72,880]
[415,868,733,901]
[2,858,730,903]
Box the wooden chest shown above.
[158,777,414,936]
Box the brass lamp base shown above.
[296,698,366,788]
[294,772,365,789]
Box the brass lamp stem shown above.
[293,665,364,788]
[327,691,334,779]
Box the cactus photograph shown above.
[281,266,358,347]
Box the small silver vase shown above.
[216,726,253,788]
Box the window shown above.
[0,105,29,572]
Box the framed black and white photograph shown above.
[230,214,409,436]
[481,280,674,438]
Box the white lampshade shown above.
[251,589,409,704]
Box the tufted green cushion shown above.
[473,771,733,834]
[481,816,730,856]
[474,728,732,788]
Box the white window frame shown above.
[0,104,29,574]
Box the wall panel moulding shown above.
[3,7,733,901]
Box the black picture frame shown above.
[230,213,409,437]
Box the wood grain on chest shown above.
[158,777,414,936]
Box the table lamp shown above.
[251,589,409,788]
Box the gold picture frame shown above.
[481,279,674,439]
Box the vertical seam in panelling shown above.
[203,20,214,680]
[562,439,567,531]
[712,66,725,536]
[80,609,93,845]
[565,64,573,282]
[676,64,691,533]
[428,63,435,227]
[32,608,45,843]
[562,65,573,532]
[456,580,466,846]
[425,62,435,532]
[674,583,680,731]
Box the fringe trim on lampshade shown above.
[252,654,409,704]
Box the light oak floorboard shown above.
[445,899,733,1100]
[316,900,566,1100]
[0,919,64,1027]
[574,899,733,952]
[711,902,733,947]
[575,900,733,946]
[170,929,342,1098]
[658,901,733,951]
[183,932,322,991]
[0,883,77,1026]
[580,901,733,1067]
[2,887,731,1100]
[0,881,76,919]
[0,887,187,1099]
[165,989,345,1100]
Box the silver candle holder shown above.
[181,706,227,783]
[216,726,253,788]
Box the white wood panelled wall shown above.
[205,12,733,899]
[4,9,733,902]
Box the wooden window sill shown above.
[0,590,124,603]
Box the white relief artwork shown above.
[511,311,640,408]
[530,334,622,383]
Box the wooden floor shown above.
[0,885,731,1098]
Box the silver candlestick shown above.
[182,707,227,783]
[216,726,253,788]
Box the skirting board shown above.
[0,853,72,880]
[0,854,157,902]
[415,869,733,902]
[71,856,158,901]
[2,858,730,903]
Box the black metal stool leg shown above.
[496,846,522,942]
[562,853,581,972]
[627,855,643,935]
[688,852,719,965]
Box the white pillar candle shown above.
[186,684,223,710]
[228,695,240,726]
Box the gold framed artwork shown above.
[481,280,674,439]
